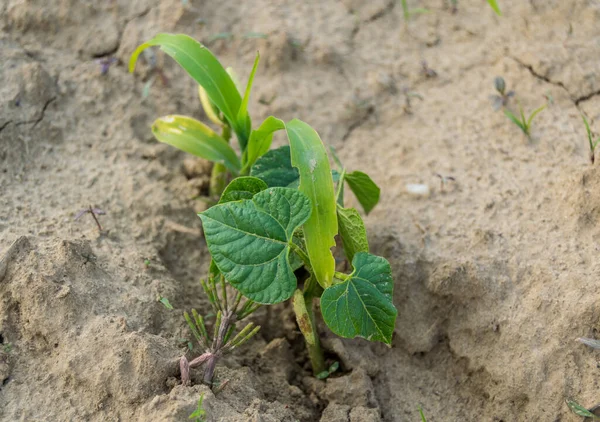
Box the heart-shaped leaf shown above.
[345,171,380,214]
[250,146,299,188]
[337,206,369,263]
[286,119,338,289]
[199,187,311,304]
[152,115,241,174]
[219,177,267,204]
[321,252,397,344]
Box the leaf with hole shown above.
[199,187,311,304]
[321,252,397,344]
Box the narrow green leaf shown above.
[159,297,174,310]
[418,406,428,422]
[250,145,299,188]
[321,252,397,344]
[504,109,526,133]
[152,115,241,173]
[199,187,311,304]
[345,171,381,214]
[337,206,369,263]
[237,52,260,149]
[526,105,546,128]
[129,33,247,145]
[286,119,338,289]
[566,399,598,418]
[409,8,430,15]
[487,0,502,16]
[245,116,286,170]
[219,176,267,204]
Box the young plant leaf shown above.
[237,52,260,148]
[218,176,267,204]
[198,85,224,127]
[526,104,546,128]
[321,252,397,344]
[566,399,598,419]
[245,116,286,171]
[487,0,502,16]
[345,171,381,214]
[337,206,369,263]
[199,187,311,304]
[152,115,241,173]
[286,119,338,289]
[503,109,526,134]
[250,145,299,188]
[129,33,248,146]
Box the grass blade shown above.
[526,105,546,128]
[487,0,502,16]
[237,52,260,151]
[504,109,526,134]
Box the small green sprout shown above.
[400,0,429,22]
[159,297,174,310]
[143,258,151,267]
[487,0,501,15]
[418,406,427,422]
[503,103,546,138]
[3,343,12,354]
[491,76,515,110]
[582,115,600,164]
[315,361,340,380]
[189,393,206,422]
[566,399,600,419]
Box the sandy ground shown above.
[2,0,600,421]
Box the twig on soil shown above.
[74,205,106,232]
[435,174,456,192]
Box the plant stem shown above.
[203,311,233,385]
[292,289,326,375]
[209,125,232,198]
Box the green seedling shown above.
[159,297,174,310]
[131,34,397,385]
[582,115,600,164]
[189,393,206,422]
[316,361,340,380]
[418,406,427,422]
[566,399,600,420]
[487,0,502,16]
[503,103,546,138]
[491,76,514,110]
[400,0,429,22]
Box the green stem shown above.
[209,125,233,198]
[335,168,346,206]
[334,271,350,282]
[292,289,326,375]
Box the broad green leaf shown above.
[345,171,381,214]
[286,119,338,289]
[199,187,311,304]
[152,115,241,173]
[219,176,267,204]
[129,33,248,145]
[250,146,299,188]
[321,252,397,344]
[337,206,369,263]
[487,0,502,16]
[245,116,285,171]
[237,52,260,148]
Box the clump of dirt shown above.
[2,0,600,421]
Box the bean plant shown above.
[130,34,398,384]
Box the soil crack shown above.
[510,56,570,94]
[342,105,375,141]
[15,98,56,128]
